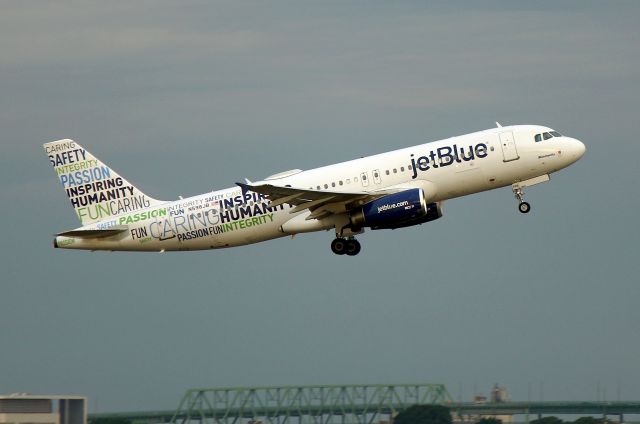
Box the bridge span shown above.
[88,384,640,424]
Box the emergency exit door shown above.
[360,171,370,187]
[499,131,520,162]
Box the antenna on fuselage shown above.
[496,121,503,128]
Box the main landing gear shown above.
[331,237,361,256]
[513,185,531,214]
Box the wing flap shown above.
[289,196,337,214]
[307,208,334,220]
[268,192,304,208]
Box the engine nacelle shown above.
[350,189,443,230]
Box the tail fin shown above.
[43,139,166,226]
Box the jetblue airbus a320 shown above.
[44,124,585,256]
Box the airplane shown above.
[44,123,585,256]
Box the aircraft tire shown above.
[331,238,346,255]
[345,239,361,256]
[518,202,531,214]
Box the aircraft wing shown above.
[236,182,396,220]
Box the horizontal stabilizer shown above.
[56,226,128,239]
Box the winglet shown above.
[236,181,252,197]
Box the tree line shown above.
[394,405,617,424]
[89,408,618,424]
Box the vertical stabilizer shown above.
[43,139,166,225]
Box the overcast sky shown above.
[1,0,639,414]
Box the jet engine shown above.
[350,188,442,230]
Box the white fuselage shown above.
[54,125,585,251]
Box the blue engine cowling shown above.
[350,188,443,230]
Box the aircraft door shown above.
[360,171,370,187]
[499,131,520,162]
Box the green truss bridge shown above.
[88,384,640,424]
[91,384,451,424]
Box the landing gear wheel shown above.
[512,184,531,214]
[345,239,361,256]
[518,201,531,214]
[331,238,346,255]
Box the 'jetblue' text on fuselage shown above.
[410,142,489,179]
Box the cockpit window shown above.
[535,131,562,142]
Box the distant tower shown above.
[491,384,510,403]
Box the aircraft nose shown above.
[568,137,586,160]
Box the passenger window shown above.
[543,132,552,140]
[317,185,320,190]
[373,171,379,178]
[408,165,412,170]
[331,182,335,187]
[339,180,343,186]
[324,184,328,189]
[400,166,405,172]
[362,174,367,180]
[393,168,397,173]
[385,170,390,175]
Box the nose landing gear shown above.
[330,237,361,256]
[513,185,531,214]
[518,201,531,214]
[510,175,551,214]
